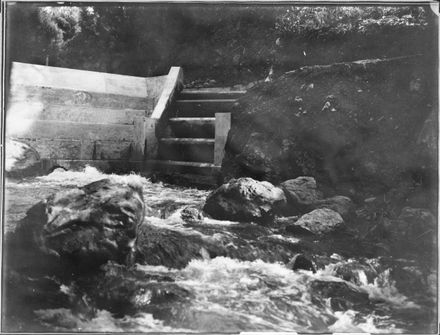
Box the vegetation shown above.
[275,6,429,37]
[6,4,435,85]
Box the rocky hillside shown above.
[222,55,437,211]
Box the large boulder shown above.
[8,178,145,275]
[280,176,321,214]
[221,56,435,197]
[312,195,353,219]
[235,132,282,180]
[88,262,192,318]
[388,207,436,254]
[5,138,41,177]
[288,253,315,272]
[290,208,344,235]
[332,260,378,285]
[310,279,371,311]
[134,222,226,269]
[203,177,287,222]
[181,206,204,224]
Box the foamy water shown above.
[4,166,436,332]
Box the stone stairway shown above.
[150,89,245,187]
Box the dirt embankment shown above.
[222,55,437,212]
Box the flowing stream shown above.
[3,167,437,333]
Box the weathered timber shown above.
[176,99,236,117]
[10,62,167,98]
[11,120,137,142]
[7,103,146,124]
[214,112,231,166]
[7,85,153,111]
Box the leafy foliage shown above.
[6,3,435,85]
[275,6,428,37]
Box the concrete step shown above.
[159,138,214,163]
[179,89,246,100]
[146,160,220,176]
[168,117,215,138]
[152,172,220,189]
[160,138,215,144]
[176,99,236,117]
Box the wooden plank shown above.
[14,138,82,160]
[10,62,167,98]
[168,118,215,139]
[79,140,133,160]
[6,102,146,125]
[214,112,231,166]
[176,99,236,117]
[7,85,153,111]
[151,66,183,119]
[144,118,159,160]
[12,137,133,160]
[158,140,214,163]
[169,117,215,124]
[11,120,136,142]
[131,117,146,161]
[146,159,221,176]
[160,138,214,144]
[179,90,246,100]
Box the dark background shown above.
[5,3,437,86]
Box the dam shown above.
[5,62,243,184]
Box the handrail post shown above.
[145,66,183,160]
[214,112,231,166]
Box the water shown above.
[3,167,437,332]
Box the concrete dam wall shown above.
[6,62,183,172]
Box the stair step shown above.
[152,172,220,189]
[179,89,246,100]
[159,139,214,163]
[160,138,214,144]
[169,117,215,138]
[146,160,221,176]
[169,117,215,124]
[176,99,236,117]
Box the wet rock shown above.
[291,208,344,235]
[391,265,426,297]
[333,260,377,285]
[389,207,436,242]
[280,216,315,235]
[280,177,321,214]
[312,195,353,219]
[387,207,436,254]
[5,139,41,177]
[310,279,371,311]
[134,222,226,268]
[9,178,145,275]
[274,215,299,227]
[235,132,282,179]
[3,269,72,325]
[288,253,315,272]
[203,177,287,222]
[181,206,204,224]
[398,207,435,228]
[90,262,191,318]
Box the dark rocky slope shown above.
[222,55,437,213]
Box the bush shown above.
[275,6,428,38]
